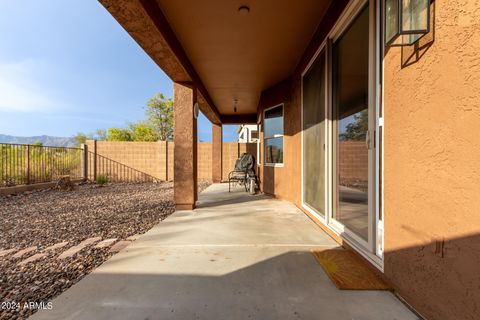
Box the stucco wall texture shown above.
[257,1,480,319]
[383,1,480,319]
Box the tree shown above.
[145,93,174,141]
[129,122,159,142]
[95,129,107,141]
[340,110,368,141]
[107,128,132,141]
[74,133,88,146]
[84,92,173,142]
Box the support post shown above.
[173,82,198,210]
[212,124,223,183]
[81,144,88,181]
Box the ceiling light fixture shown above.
[238,5,250,15]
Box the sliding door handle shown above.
[365,130,370,150]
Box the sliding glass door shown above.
[302,0,380,259]
[332,5,370,242]
[302,50,327,218]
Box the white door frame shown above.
[300,0,384,270]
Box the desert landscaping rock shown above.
[94,238,117,248]
[0,248,17,257]
[12,246,37,259]
[57,237,102,259]
[0,181,211,319]
[45,241,69,251]
[18,253,47,266]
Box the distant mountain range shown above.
[0,134,77,147]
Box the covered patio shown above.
[32,184,416,320]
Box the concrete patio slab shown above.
[32,184,418,320]
[109,240,131,253]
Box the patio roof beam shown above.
[221,114,258,125]
[99,0,222,125]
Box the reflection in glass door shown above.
[302,50,326,217]
[332,5,370,241]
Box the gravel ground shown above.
[0,181,211,319]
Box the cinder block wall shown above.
[86,140,255,182]
[339,141,368,185]
[197,142,212,180]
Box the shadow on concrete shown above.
[196,192,271,209]
[31,250,417,320]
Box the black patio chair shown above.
[228,153,257,193]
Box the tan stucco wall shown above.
[257,1,480,318]
[258,78,302,204]
[383,1,480,319]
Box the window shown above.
[264,104,284,165]
[302,49,327,217]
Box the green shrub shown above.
[96,175,108,185]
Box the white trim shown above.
[329,0,380,264]
[301,41,329,224]
[299,0,384,271]
[330,0,369,40]
[377,0,385,259]
[263,103,284,166]
[374,0,383,261]
[264,163,284,168]
[256,124,261,166]
[263,103,284,117]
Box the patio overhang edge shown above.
[98,0,222,125]
[221,114,258,125]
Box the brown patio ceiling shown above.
[156,0,331,116]
[99,0,332,121]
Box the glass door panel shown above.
[332,5,370,241]
[303,50,326,217]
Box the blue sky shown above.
[0,0,237,142]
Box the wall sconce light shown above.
[385,0,430,47]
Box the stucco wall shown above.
[383,1,480,319]
[258,78,301,203]
[257,0,480,318]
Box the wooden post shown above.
[93,140,97,181]
[81,144,88,181]
[26,145,30,185]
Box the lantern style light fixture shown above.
[385,0,430,47]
